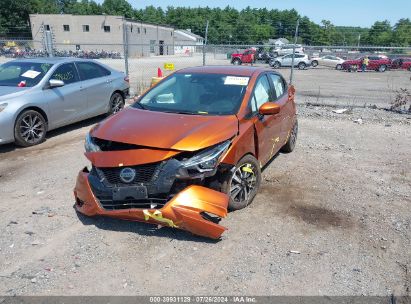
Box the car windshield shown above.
[134,73,248,115]
[0,61,53,87]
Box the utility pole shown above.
[122,22,129,77]
[203,20,209,66]
[289,19,300,85]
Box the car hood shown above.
[0,86,31,101]
[91,107,239,152]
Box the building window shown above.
[82,25,89,32]
[44,24,50,31]
[150,40,155,53]
[63,25,70,32]
[144,28,146,34]
[104,25,111,32]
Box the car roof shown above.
[176,65,273,77]
[6,57,98,64]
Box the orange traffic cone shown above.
[157,68,163,77]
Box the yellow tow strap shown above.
[242,165,254,174]
[143,210,178,228]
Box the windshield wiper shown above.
[134,102,148,110]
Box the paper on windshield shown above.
[224,76,249,86]
[21,70,41,79]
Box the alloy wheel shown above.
[19,112,45,145]
[230,163,258,206]
[110,94,124,114]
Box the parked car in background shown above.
[391,58,411,71]
[341,55,391,72]
[231,49,256,65]
[310,55,345,69]
[272,44,304,58]
[0,58,129,146]
[270,53,311,70]
[74,66,298,239]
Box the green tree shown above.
[102,0,133,18]
[392,18,411,46]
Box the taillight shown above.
[124,76,129,83]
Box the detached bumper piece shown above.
[74,170,229,239]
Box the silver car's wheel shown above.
[14,110,47,147]
[336,64,342,70]
[108,92,125,115]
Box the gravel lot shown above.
[0,104,410,296]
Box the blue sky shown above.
[121,0,410,27]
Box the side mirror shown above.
[258,102,280,115]
[48,79,65,88]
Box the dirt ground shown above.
[0,104,410,296]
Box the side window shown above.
[269,74,285,100]
[76,62,106,80]
[250,75,271,113]
[50,63,79,85]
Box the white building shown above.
[174,29,204,54]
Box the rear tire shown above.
[272,61,281,69]
[221,155,262,211]
[378,65,387,72]
[281,119,298,153]
[14,110,47,147]
[108,92,125,115]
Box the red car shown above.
[231,49,256,65]
[391,58,411,71]
[342,55,391,72]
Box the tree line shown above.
[0,0,410,47]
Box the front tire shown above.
[221,155,262,211]
[232,59,241,65]
[14,110,47,147]
[336,64,342,70]
[298,62,306,70]
[311,60,318,67]
[108,92,125,115]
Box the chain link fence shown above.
[1,38,411,108]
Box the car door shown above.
[45,62,86,128]
[322,56,333,67]
[268,73,293,143]
[76,61,113,117]
[281,54,293,66]
[248,74,282,166]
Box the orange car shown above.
[74,66,297,239]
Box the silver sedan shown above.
[0,57,129,146]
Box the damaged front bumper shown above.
[74,168,229,239]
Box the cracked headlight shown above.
[177,140,231,178]
[84,133,101,152]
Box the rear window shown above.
[76,62,110,80]
[0,61,53,87]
